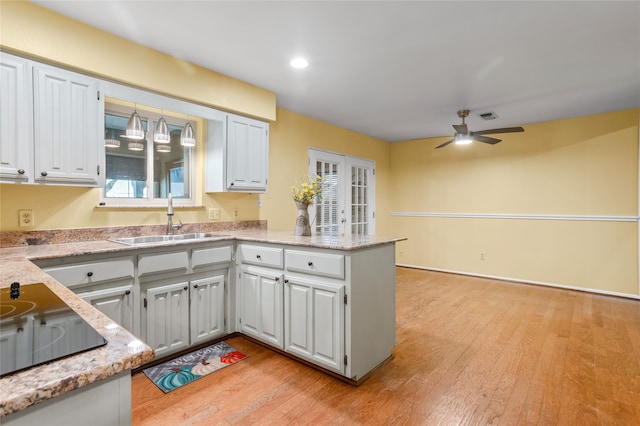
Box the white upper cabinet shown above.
[0,53,33,183]
[33,65,99,186]
[206,113,269,193]
[0,53,100,187]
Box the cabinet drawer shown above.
[285,250,345,279]
[44,257,134,288]
[192,245,232,269]
[138,251,188,276]
[238,244,283,268]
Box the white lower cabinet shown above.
[77,285,134,333]
[39,255,136,335]
[237,264,283,349]
[139,246,230,358]
[142,274,228,357]
[284,275,345,374]
[190,275,226,346]
[39,243,232,360]
[143,280,191,358]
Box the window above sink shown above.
[103,101,194,205]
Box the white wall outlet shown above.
[19,209,34,227]
[208,208,221,220]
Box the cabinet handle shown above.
[284,279,289,284]
[275,277,280,282]
[308,261,314,267]
[184,286,188,291]
[87,271,93,277]
[230,182,234,186]
[18,169,25,175]
[125,290,131,295]
[193,284,199,289]
[40,171,48,177]
[256,254,261,259]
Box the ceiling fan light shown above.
[180,122,196,147]
[126,110,145,139]
[455,134,472,145]
[154,117,170,143]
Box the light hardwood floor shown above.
[132,267,640,425]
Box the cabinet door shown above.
[226,114,268,192]
[284,276,345,374]
[78,285,134,333]
[238,265,283,349]
[190,274,226,346]
[144,281,190,358]
[0,53,32,183]
[33,65,99,186]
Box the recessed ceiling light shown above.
[290,58,308,69]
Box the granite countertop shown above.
[0,258,154,417]
[0,228,405,417]
[0,229,406,261]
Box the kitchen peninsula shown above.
[1,228,404,424]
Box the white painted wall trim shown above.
[396,263,640,301]
[390,212,639,222]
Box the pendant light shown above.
[104,129,120,148]
[126,109,145,139]
[154,115,170,144]
[127,141,144,151]
[156,144,171,153]
[180,122,196,147]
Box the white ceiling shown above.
[31,1,640,142]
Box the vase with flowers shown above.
[290,175,324,236]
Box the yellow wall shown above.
[390,109,640,295]
[261,108,392,235]
[0,0,275,121]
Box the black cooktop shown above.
[0,282,107,377]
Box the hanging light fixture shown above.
[104,129,120,148]
[128,141,144,151]
[180,122,196,147]
[126,109,145,139]
[154,116,170,144]
[156,144,171,153]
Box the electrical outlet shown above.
[480,253,485,261]
[19,210,34,227]
[233,209,239,218]
[208,208,221,220]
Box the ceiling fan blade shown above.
[471,126,524,136]
[472,135,501,144]
[453,124,468,134]
[435,139,455,149]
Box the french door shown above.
[308,148,375,235]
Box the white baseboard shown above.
[395,262,640,301]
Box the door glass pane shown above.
[315,160,339,235]
[351,166,369,235]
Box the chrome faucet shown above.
[167,193,182,235]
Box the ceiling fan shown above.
[435,110,524,149]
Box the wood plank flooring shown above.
[132,267,640,425]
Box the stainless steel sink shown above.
[109,233,229,246]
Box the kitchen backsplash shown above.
[0,221,266,248]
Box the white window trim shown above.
[97,81,226,208]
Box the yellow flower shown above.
[291,175,325,205]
